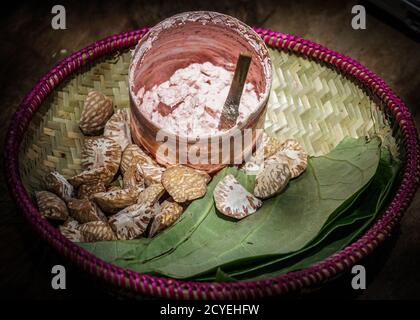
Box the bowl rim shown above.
[128,11,273,142]
[4,27,419,299]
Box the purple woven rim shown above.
[4,28,420,299]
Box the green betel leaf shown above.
[80,137,381,279]
[197,148,400,281]
[214,268,237,282]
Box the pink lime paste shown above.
[136,62,261,136]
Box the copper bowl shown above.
[129,11,272,173]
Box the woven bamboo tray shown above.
[5,28,420,299]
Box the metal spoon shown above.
[218,52,252,130]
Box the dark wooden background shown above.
[0,0,419,299]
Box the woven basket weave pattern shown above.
[5,28,420,299]
[265,48,391,157]
[20,48,395,193]
[20,52,131,192]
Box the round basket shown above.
[5,28,420,299]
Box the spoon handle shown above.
[218,52,252,130]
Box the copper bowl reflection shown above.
[129,11,272,173]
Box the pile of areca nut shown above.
[35,90,308,243]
